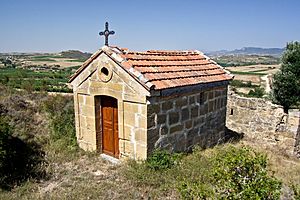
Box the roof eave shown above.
[151,80,230,97]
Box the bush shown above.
[230,80,256,88]
[248,87,265,98]
[178,146,282,199]
[43,95,77,154]
[0,117,46,190]
[291,184,300,200]
[146,149,182,170]
[0,117,12,170]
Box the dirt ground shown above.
[24,58,83,68]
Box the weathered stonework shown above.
[70,48,232,160]
[147,86,228,154]
[72,53,149,160]
[226,90,300,156]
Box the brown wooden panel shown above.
[113,103,119,157]
[101,96,119,158]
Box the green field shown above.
[228,70,267,76]
[0,67,79,92]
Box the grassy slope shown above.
[0,86,299,199]
[1,141,299,200]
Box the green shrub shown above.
[230,80,256,88]
[291,184,300,200]
[248,87,265,98]
[43,95,77,154]
[178,146,282,199]
[146,149,182,170]
[125,145,283,199]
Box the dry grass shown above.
[239,140,300,186]
[1,140,299,200]
[0,153,143,200]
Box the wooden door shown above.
[101,96,119,158]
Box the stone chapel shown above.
[69,45,233,160]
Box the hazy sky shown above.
[0,0,299,53]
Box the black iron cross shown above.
[99,22,115,46]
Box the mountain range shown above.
[206,47,284,57]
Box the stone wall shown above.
[147,86,228,154]
[226,92,300,156]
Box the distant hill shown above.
[59,50,92,61]
[207,47,284,57]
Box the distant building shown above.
[69,46,233,160]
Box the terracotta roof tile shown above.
[69,46,233,90]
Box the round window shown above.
[99,66,112,82]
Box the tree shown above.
[272,41,300,112]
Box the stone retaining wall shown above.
[147,86,228,154]
[226,92,300,156]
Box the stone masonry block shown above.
[110,83,123,92]
[136,143,147,160]
[157,113,167,125]
[208,100,214,112]
[191,105,199,118]
[196,92,206,105]
[181,107,190,121]
[175,97,188,108]
[85,95,94,106]
[135,128,147,143]
[185,120,193,129]
[189,95,195,105]
[214,90,222,98]
[148,103,161,114]
[147,114,156,128]
[124,102,139,113]
[137,115,147,129]
[160,125,169,135]
[169,111,179,125]
[147,127,159,142]
[208,90,214,99]
[138,104,147,116]
[169,124,184,134]
[123,140,134,156]
[81,105,95,116]
[162,101,173,111]
[124,125,133,140]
